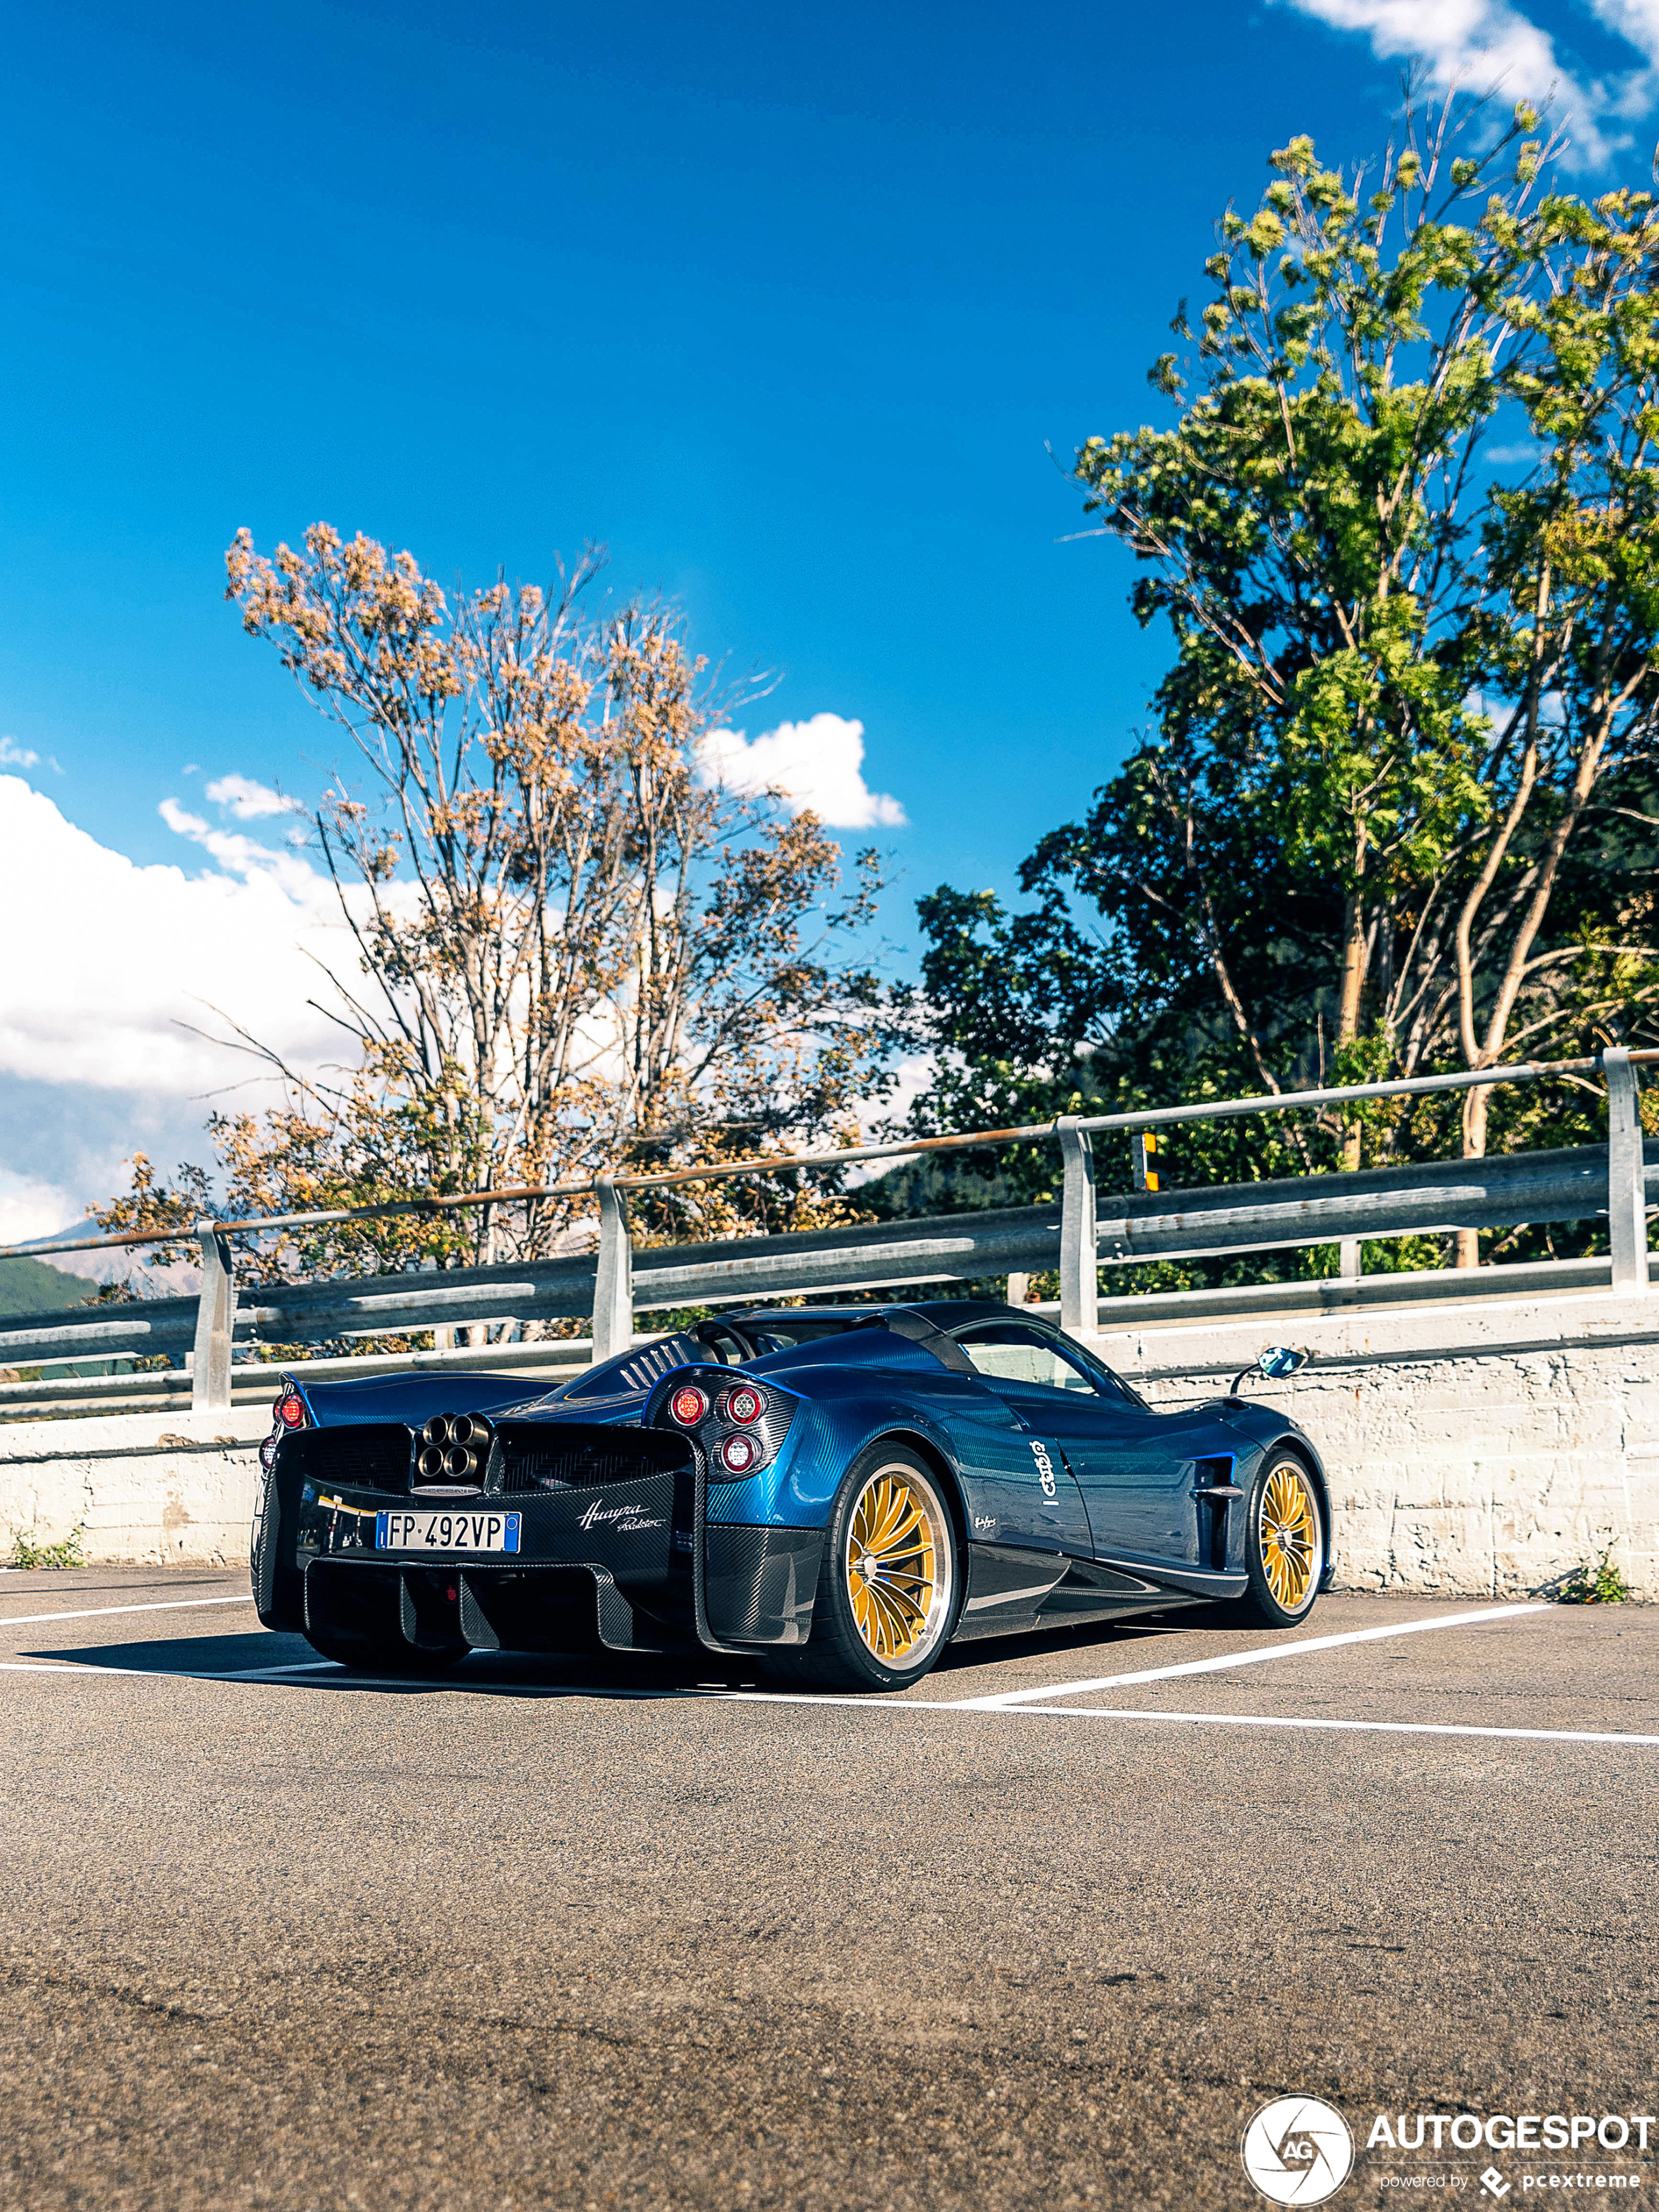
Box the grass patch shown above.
[7,1523,88,1570]
[1558,1537,1634,1605]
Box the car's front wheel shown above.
[777,1444,961,1693]
[1234,1453,1324,1628]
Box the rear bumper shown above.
[304,1557,681,1657]
[255,1456,824,1657]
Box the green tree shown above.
[905,93,1659,1268]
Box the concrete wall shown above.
[0,1408,266,1569]
[3,1290,1654,1597]
[1091,1286,1659,1601]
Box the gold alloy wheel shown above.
[1259,1462,1318,1610]
[845,1465,947,1664]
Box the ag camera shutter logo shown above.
[1242,2096,1355,2204]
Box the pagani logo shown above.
[1029,1440,1057,1499]
[1242,2096,1355,2204]
[577,1498,663,1533]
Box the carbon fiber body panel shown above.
[302,1560,677,1657]
[702,1525,824,1646]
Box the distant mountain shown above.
[0,1254,103,1317]
[25,1224,200,1297]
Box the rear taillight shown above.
[719,1431,760,1475]
[261,1384,309,1471]
[657,1368,789,1480]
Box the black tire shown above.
[250,1467,307,1633]
[302,1631,467,1676]
[771,1442,962,1693]
[1232,1452,1324,1629]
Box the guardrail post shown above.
[592,1179,634,1361]
[1056,1116,1097,1337]
[1605,1049,1649,1295]
[191,1220,237,1411]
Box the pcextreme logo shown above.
[1242,2097,1356,2204]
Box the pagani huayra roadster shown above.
[251,1300,1336,1692]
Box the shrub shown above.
[8,1523,87,1570]
[1557,1538,1633,1605]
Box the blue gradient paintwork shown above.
[282,1309,1334,1588]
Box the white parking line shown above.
[0,1594,255,1629]
[949,1602,1554,1708]
[3,1657,1654,1748]
[1004,1704,1659,1748]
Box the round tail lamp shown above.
[277,1391,307,1429]
[722,1385,764,1426]
[669,1384,710,1427]
[719,1431,760,1475]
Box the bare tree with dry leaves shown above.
[133,525,889,1278]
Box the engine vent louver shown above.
[500,1444,668,1493]
[492,1420,694,1495]
[283,1423,413,1493]
[615,1336,700,1395]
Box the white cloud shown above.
[204,772,304,820]
[0,737,40,770]
[698,712,907,829]
[159,798,318,896]
[0,774,352,1105]
[0,1168,78,1247]
[1278,0,1657,163]
[1596,0,1659,68]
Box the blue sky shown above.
[3,0,1656,1239]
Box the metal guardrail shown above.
[0,1337,598,1422]
[0,1050,1649,1420]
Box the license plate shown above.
[375,1509,522,1555]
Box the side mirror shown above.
[1228,1344,1312,1397]
[1257,1345,1310,1379]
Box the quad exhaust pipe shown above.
[417,1411,493,1483]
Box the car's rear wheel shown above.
[1234,1454,1323,1628]
[774,1444,961,1693]
[302,1631,466,1676]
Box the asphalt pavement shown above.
[1,1571,1654,2211]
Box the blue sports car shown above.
[251,1299,1335,1691]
